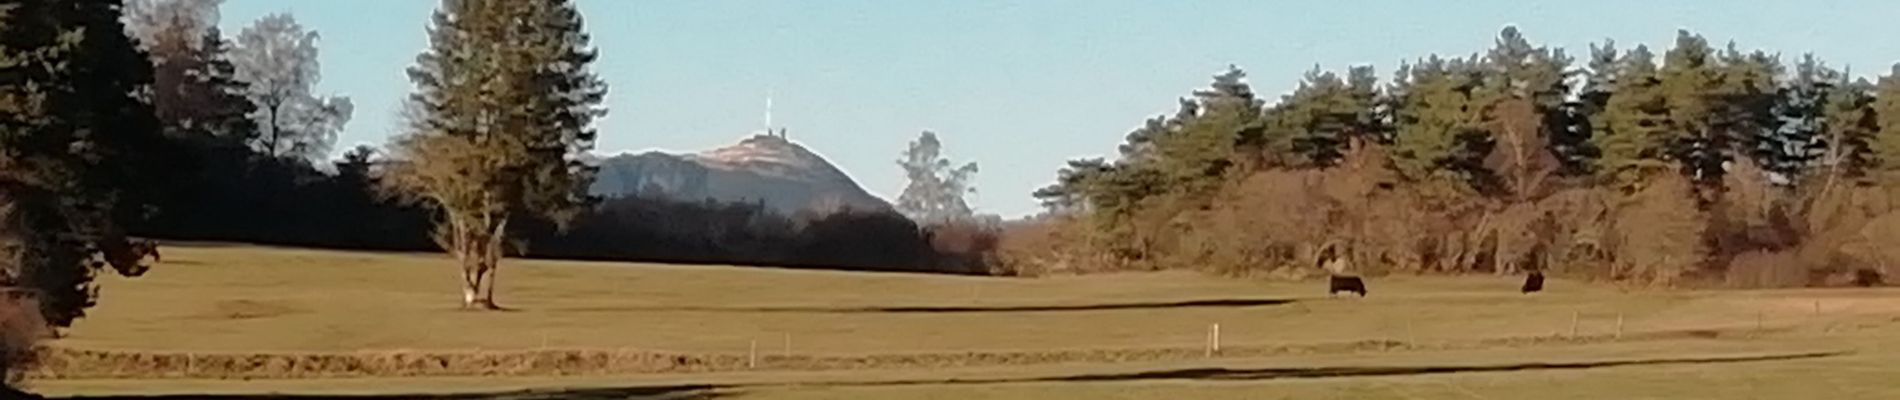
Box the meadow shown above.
[29,243,1900,399]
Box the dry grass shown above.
[29,243,1900,398]
[61,244,1898,355]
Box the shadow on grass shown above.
[55,384,726,400]
[867,351,1849,386]
[559,298,1296,314]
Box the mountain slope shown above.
[590,134,893,216]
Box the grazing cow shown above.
[1316,244,1367,297]
[1329,275,1368,297]
[1521,271,1545,294]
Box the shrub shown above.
[1609,174,1709,286]
[1724,250,1811,289]
[0,294,47,390]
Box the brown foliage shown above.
[1724,250,1811,289]
[1609,174,1709,286]
[0,295,47,388]
[1484,98,1560,201]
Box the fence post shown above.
[1615,313,1624,340]
[749,339,758,369]
[1569,311,1579,339]
[783,333,791,359]
[1203,324,1213,358]
[1212,324,1221,355]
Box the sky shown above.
[216,0,1900,218]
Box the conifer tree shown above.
[383,0,606,309]
[0,0,170,327]
[1591,45,1671,189]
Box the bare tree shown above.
[123,0,222,52]
[896,131,979,225]
[230,13,353,160]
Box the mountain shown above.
[590,133,894,216]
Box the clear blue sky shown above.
[217,0,1900,218]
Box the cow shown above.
[1317,243,1367,298]
[1330,275,1368,297]
[1521,271,1545,294]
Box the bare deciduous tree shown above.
[230,13,352,160]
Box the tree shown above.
[1773,54,1841,181]
[123,0,220,51]
[1479,26,1572,196]
[0,0,169,327]
[231,12,352,161]
[1155,66,1260,195]
[1567,39,1621,175]
[1656,31,1723,187]
[383,0,606,310]
[1261,65,1381,168]
[1815,77,1876,189]
[895,131,979,226]
[1390,55,1487,184]
[1869,65,1900,180]
[124,0,254,144]
[1591,45,1671,189]
[1709,43,1782,186]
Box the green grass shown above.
[32,243,1900,399]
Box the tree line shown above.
[1011,27,1900,288]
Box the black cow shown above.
[1521,271,1545,294]
[1329,275,1367,297]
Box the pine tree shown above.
[1591,45,1672,189]
[1773,54,1840,181]
[1818,77,1876,186]
[1709,43,1781,185]
[1657,30,1724,187]
[1567,39,1621,174]
[1151,66,1258,195]
[1390,55,1487,184]
[1869,65,1900,181]
[0,0,170,327]
[1260,65,1380,168]
[383,0,606,310]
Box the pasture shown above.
[30,244,1900,399]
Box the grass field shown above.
[28,243,1900,399]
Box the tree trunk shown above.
[478,218,508,309]
[265,99,281,158]
[460,267,480,308]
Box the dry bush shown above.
[1610,174,1709,286]
[1535,187,1614,278]
[922,221,1001,274]
[1773,182,1900,286]
[1191,169,1335,278]
[988,216,1104,277]
[0,294,47,390]
[1841,210,1900,283]
[1709,159,1800,259]
[1723,250,1811,289]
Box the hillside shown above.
[589,134,893,216]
